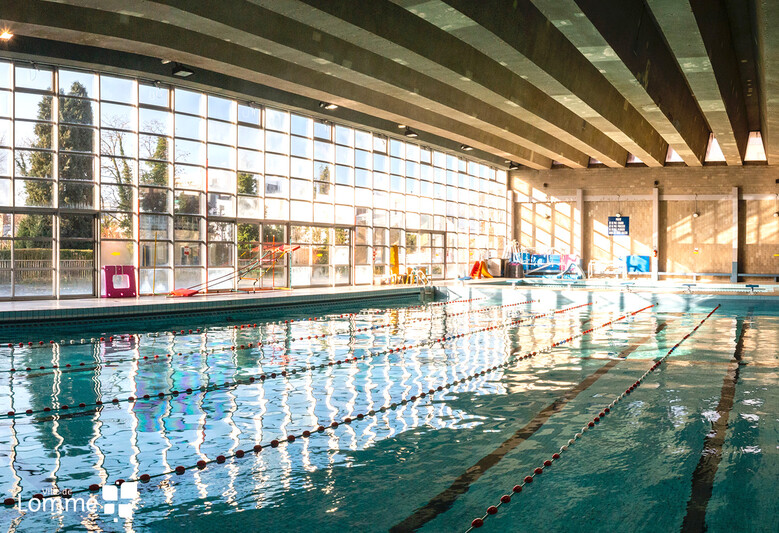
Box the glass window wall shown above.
[0,59,508,299]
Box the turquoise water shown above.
[0,289,776,532]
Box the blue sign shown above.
[608,216,629,236]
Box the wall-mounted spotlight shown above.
[172,64,194,78]
[460,144,473,151]
[692,212,700,218]
[615,212,622,218]
[507,162,521,170]
[319,102,338,110]
[0,30,13,41]
[693,194,699,218]
[403,127,418,138]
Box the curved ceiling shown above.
[0,0,776,169]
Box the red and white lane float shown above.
[0,302,591,419]
[2,299,538,376]
[465,305,720,531]
[6,302,647,506]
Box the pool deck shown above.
[0,284,435,325]
[1,277,776,327]
[465,277,779,294]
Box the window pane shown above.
[175,242,203,265]
[100,184,134,211]
[208,119,235,145]
[238,149,263,172]
[208,168,237,194]
[100,213,133,239]
[265,108,289,131]
[314,121,332,140]
[15,66,53,91]
[175,113,206,139]
[238,104,260,125]
[291,157,313,179]
[265,176,288,198]
[208,143,235,169]
[291,114,313,137]
[175,191,203,215]
[59,182,94,209]
[208,95,235,121]
[207,193,235,217]
[140,241,169,267]
[59,98,96,126]
[0,62,10,89]
[139,187,171,213]
[15,93,53,121]
[175,89,205,115]
[140,107,172,135]
[208,243,234,267]
[175,139,206,165]
[238,125,262,150]
[101,76,135,104]
[139,83,169,107]
[15,121,53,149]
[174,164,204,189]
[15,179,54,207]
[237,172,261,195]
[208,221,234,241]
[0,178,10,205]
[266,131,289,154]
[60,126,96,153]
[14,214,53,237]
[101,103,137,130]
[100,157,136,184]
[174,215,202,240]
[101,129,137,158]
[140,214,171,239]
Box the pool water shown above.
[0,289,776,532]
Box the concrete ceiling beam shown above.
[1,0,550,168]
[527,0,707,167]
[142,0,589,168]
[755,1,779,164]
[644,0,748,165]
[268,0,627,168]
[433,0,668,167]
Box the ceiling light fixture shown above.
[0,30,13,41]
[404,127,418,138]
[318,102,338,110]
[172,64,194,78]
[460,144,473,151]
[161,59,172,65]
[508,161,521,170]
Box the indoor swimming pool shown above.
[0,288,775,532]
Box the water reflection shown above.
[0,296,589,528]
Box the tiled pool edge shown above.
[0,286,436,327]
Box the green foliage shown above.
[237,172,257,195]
[17,82,97,241]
